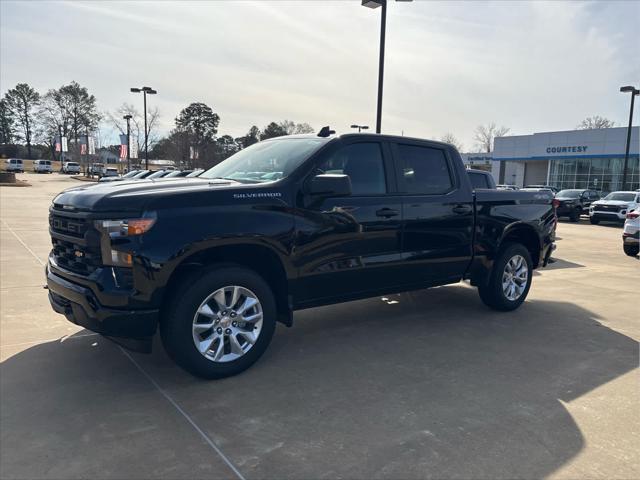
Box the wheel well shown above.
[163,244,291,326]
[502,226,541,267]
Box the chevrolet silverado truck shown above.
[46,131,557,378]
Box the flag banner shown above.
[54,136,61,152]
[120,144,128,159]
[61,136,68,152]
[190,146,199,160]
[80,144,87,155]
[88,137,96,155]
[129,139,138,159]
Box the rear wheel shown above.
[589,217,600,225]
[161,265,276,379]
[623,244,639,257]
[478,243,533,311]
[569,209,581,222]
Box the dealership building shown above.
[493,126,640,192]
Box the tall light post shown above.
[361,0,412,134]
[123,114,132,173]
[350,124,370,133]
[130,86,157,169]
[620,85,639,191]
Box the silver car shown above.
[622,208,639,257]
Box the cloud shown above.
[1,0,638,149]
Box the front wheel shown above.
[623,244,639,257]
[478,243,533,311]
[161,266,276,379]
[589,217,600,225]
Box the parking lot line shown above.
[1,219,45,267]
[118,347,247,480]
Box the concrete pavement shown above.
[1,173,638,479]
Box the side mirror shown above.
[308,174,352,197]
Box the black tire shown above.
[589,217,600,225]
[160,265,276,379]
[569,209,580,222]
[478,243,533,312]
[623,244,639,257]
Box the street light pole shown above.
[620,85,639,191]
[350,124,370,133]
[362,0,412,134]
[375,0,387,134]
[123,114,132,173]
[130,86,157,170]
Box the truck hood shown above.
[592,200,633,207]
[52,177,250,213]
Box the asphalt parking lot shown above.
[1,173,638,480]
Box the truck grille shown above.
[594,205,620,212]
[49,214,90,238]
[51,238,102,275]
[49,212,102,275]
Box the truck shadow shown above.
[1,285,637,479]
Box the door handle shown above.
[452,204,472,214]
[376,208,399,218]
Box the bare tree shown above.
[106,103,161,153]
[474,122,510,153]
[441,132,464,152]
[577,116,615,130]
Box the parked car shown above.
[146,170,172,179]
[89,163,105,176]
[622,208,639,257]
[4,158,23,173]
[496,184,518,191]
[466,169,496,189]
[554,189,600,222]
[521,187,555,196]
[103,167,119,178]
[589,191,640,224]
[525,184,559,194]
[46,132,556,379]
[62,162,81,174]
[186,169,205,177]
[98,170,141,183]
[33,159,53,173]
[164,170,198,178]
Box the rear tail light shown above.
[552,199,560,209]
[627,211,639,219]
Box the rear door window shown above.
[396,144,453,195]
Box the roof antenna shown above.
[317,126,335,138]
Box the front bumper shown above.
[47,264,159,339]
[590,211,625,221]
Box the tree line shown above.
[0,81,618,167]
[0,81,315,169]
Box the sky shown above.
[1,0,639,152]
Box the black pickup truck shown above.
[46,132,556,378]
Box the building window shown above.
[548,157,640,193]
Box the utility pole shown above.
[620,85,639,190]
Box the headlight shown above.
[95,214,156,267]
[95,217,156,238]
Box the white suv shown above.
[62,162,81,174]
[33,159,53,173]
[590,191,640,224]
[5,158,23,173]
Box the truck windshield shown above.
[200,138,327,183]
[604,192,636,201]
[557,190,582,198]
